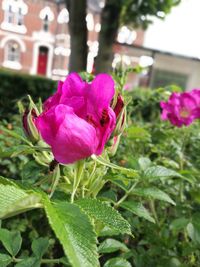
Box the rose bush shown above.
[160,89,200,127]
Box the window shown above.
[6,42,20,62]
[39,6,54,32]
[5,5,14,23]
[1,0,27,33]
[43,14,49,32]
[17,8,24,25]
[151,69,188,88]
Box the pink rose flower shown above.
[160,89,200,127]
[35,73,116,164]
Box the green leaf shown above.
[186,223,200,244]
[15,257,40,267]
[98,239,129,254]
[0,254,12,267]
[76,198,131,235]
[138,157,152,171]
[0,229,22,256]
[91,155,138,178]
[104,257,132,267]
[0,126,30,145]
[32,238,49,259]
[126,126,150,141]
[98,226,120,237]
[170,218,190,232]
[120,201,155,223]
[44,200,99,267]
[131,187,176,205]
[144,166,182,180]
[0,177,42,219]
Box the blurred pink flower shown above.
[160,89,200,127]
[35,73,116,164]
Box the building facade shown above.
[0,0,144,80]
[0,0,70,80]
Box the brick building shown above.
[0,0,70,80]
[0,0,144,80]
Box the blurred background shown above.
[0,0,199,90]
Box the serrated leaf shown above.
[0,229,22,256]
[15,257,40,267]
[98,226,120,237]
[120,201,155,223]
[98,239,129,254]
[0,177,42,219]
[76,198,131,235]
[32,238,49,259]
[104,257,132,267]
[144,166,182,180]
[44,200,99,267]
[0,254,12,267]
[131,187,176,205]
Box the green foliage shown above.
[98,238,129,254]
[104,257,132,267]
[120,0,181,29]
[0,177,42,219]
[120,201,155,223]
[44,200,99,267]
[76,198,131,235]
[0,69,56,118]
[1,81,200,267]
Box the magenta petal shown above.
[61,73,86,99]
[43,81,63,111]
[95,107,116,155]
[89,74,115,109]
[180,93,197,110]
[36,104,98,164]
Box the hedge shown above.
[0,69,57,118]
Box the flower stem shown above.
[71,160,85,203]
[114,181,138,208]
[13,257,62,264]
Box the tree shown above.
[67,0,181,73]
[67,0,88,72]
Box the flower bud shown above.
[113,94,126,136]
[109,135,121,156]
[22,108,40,143]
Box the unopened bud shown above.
[113,94,126,136]
[109,135,121,156]
[22,108,40,143]
[114,94,124,118]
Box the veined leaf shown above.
[104,257,132,267]
[0,254,12,267]
[120,201,155,223]
[0,176,42,219]
[32,238,49,259]
[131,187,176,205]
[76,198,131,235]
[98,238,129,254]
[0,229,22,256]
[44,200,99,267]
[144,166,182,180]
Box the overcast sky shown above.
[144,0,200,58]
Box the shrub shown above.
[0,69,57,118]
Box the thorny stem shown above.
[114,181,138,208]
